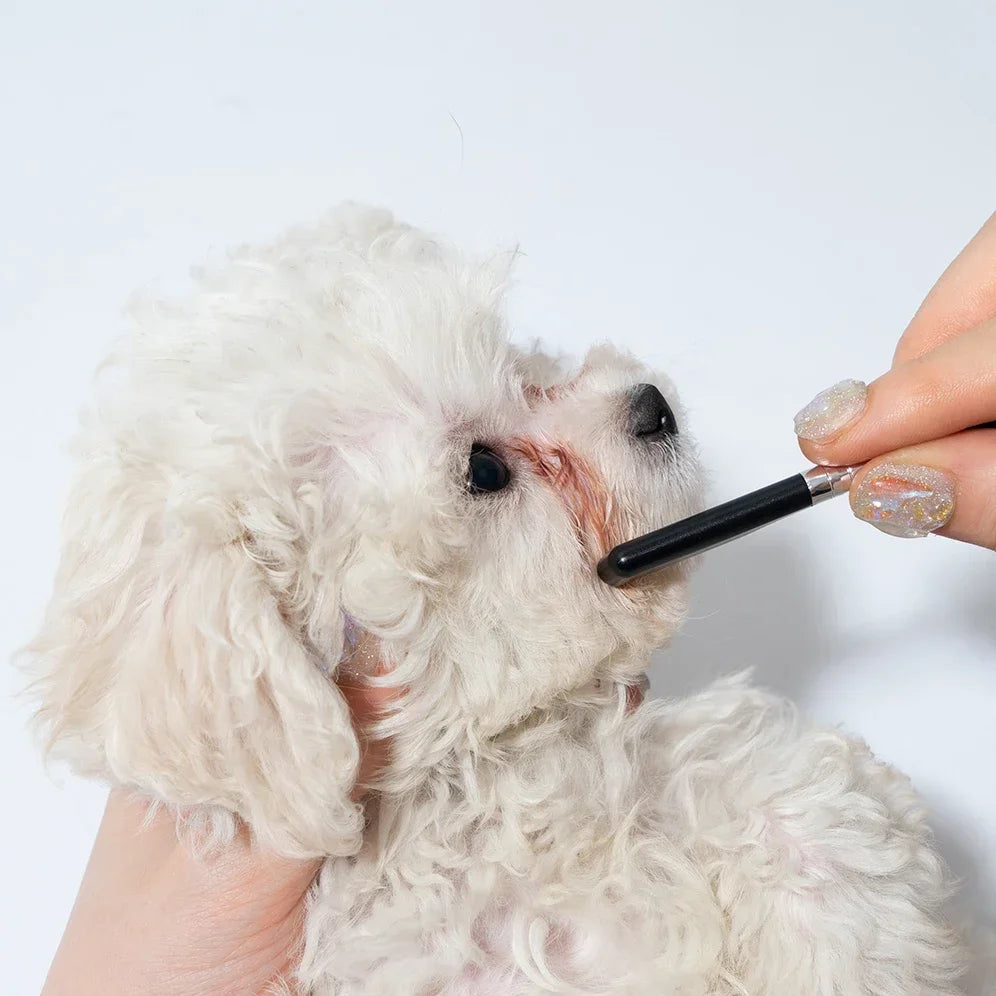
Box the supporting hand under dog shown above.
[40,676,395,996]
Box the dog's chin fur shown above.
[27,207,968,993]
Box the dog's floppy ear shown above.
[27,458,364,858]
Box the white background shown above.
[3,2,994,991]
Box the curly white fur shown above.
[28,207,967,993]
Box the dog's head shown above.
[29,207,703,855]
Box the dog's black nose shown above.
[629,384,678,440]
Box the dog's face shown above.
[30,207,703,855]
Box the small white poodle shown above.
[29,207,966,994]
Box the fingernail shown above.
[852,463,956,538]
[793,379,868,441]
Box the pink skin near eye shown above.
[522,368,587,407]
[523,384,558,405]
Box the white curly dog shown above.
[30,207,966,994]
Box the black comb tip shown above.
[596,549,632,587]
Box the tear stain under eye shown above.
[510,438,617,557]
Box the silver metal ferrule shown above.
[804,464,864,504]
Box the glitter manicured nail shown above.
[852,463,955,538]
[793,379,868,441]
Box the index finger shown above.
[799,316,996,467]
[895,212,996,366]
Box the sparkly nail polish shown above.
[852,463,955,538]
[793,379,868,441]
[335,613,382,683]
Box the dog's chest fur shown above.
[296,678,961,996]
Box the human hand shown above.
[42,671,396,996]
[793,212,996,548]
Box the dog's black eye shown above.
[468,444,510,494]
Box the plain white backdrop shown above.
[3,1,994,991]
